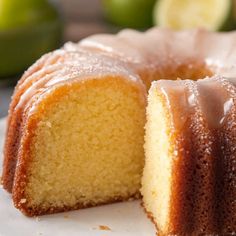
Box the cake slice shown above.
[141,80,193,235]
[141,78,236,235]
[2,49,147,216]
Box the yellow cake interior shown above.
[24,77,146,211]
[141,86,174,233]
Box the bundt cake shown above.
[1,28,236,235]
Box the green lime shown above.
[153,0,234,31]
[102,0,156,28]
[0,0,62,78]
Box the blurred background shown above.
[1,0,236,118]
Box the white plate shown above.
[0,118,156,236]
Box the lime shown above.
[0,0,62,78]
[153,0,234,31]
[102,0,156,28]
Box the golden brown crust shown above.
[17,193,141,217]
[141,201,159,236]
[183,81,218,234]
[214,78,236,235]
[2,51,62,192]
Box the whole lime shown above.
[102,0,156,28]
[0,0,62,78]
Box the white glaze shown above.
[11,27,236,127]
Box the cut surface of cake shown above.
[1,27,236,235]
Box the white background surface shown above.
[0,118,156,236]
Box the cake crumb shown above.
[64,215,69,219]
[99,225,111,231]
[46,121,52,128]
[35,217,41,222]
[128,197,135,202]
[20,198,27,204]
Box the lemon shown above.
[153,0,234,31]
[0,0,62,78]
[103,0,156,28]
